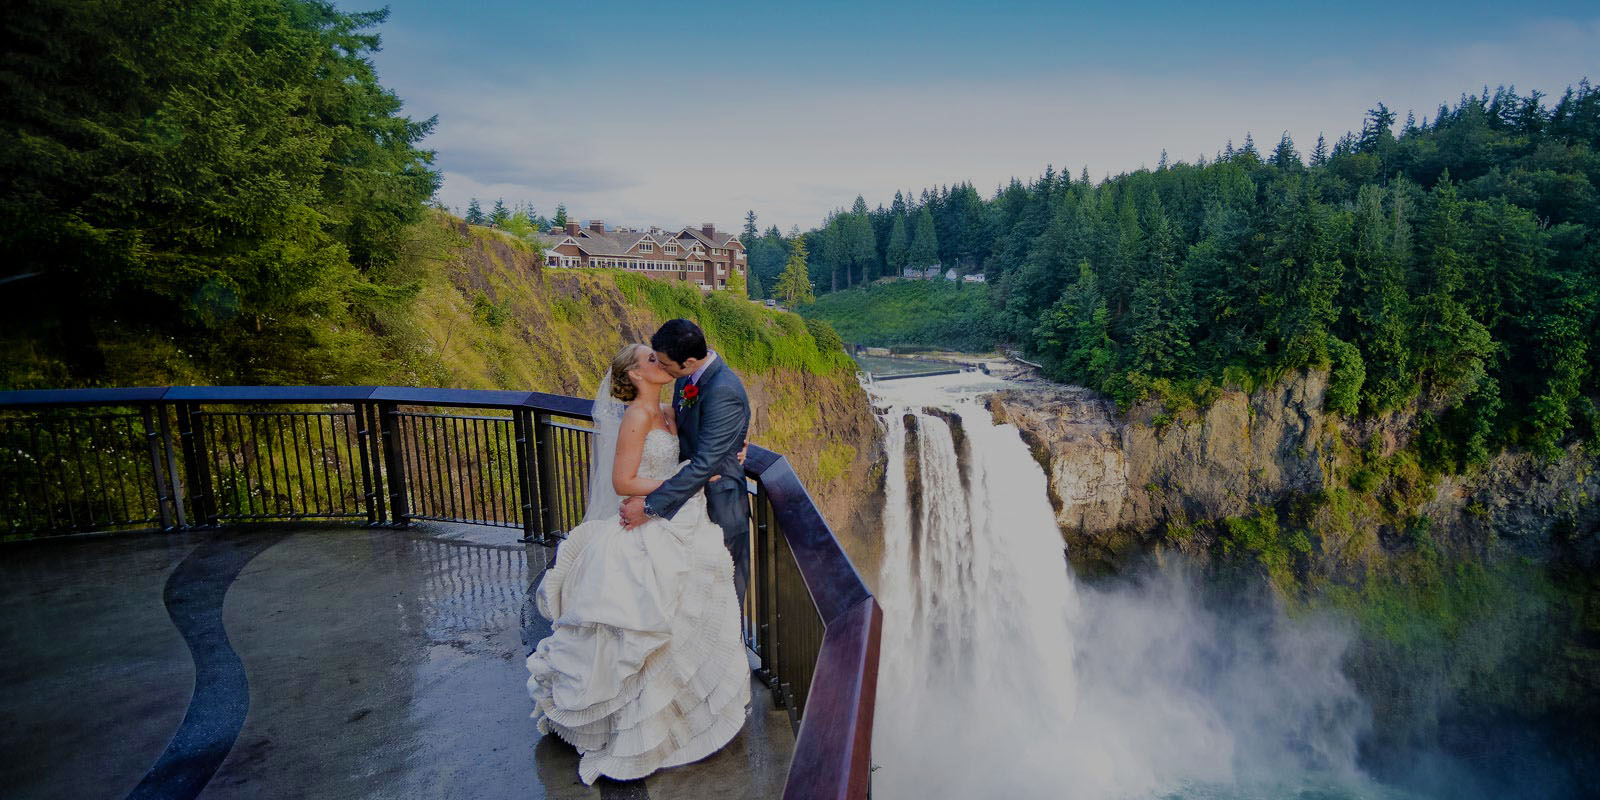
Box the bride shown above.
[526,343,750,784]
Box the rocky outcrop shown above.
[989,370,1599,574]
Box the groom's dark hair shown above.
[651,318,708,365]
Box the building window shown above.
[640,242,653,253]
[664,243,678,254]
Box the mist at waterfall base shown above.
[869,372,1382,800]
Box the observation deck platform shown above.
[0,522,795,799]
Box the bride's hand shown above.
[709,441,750,484]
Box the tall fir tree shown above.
[908,207,939,268]
[742,210,759,248]
[886,214,909,275]
[846,196,877,284]
[465,198,485,225]
[774,236,815,306]
[1128,214,1195,377]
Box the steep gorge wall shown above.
[989,370,1599,578]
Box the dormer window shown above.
[664,243,679,254]
[639,242,653,253]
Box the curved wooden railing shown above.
[0,386,881,800]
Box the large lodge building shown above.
[544,220,746,290]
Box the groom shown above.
[619,318,752,605]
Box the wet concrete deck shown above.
[0,523,794,799]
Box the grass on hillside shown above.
[799,279,1002,352]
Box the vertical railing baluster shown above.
[495,417,511,527]
[157,405,185,528]
[330,412,349,516]
[532,412,557,540]
[143,405,175,530]
[289,414,309,517]
[471,418,488,524]
[447,417,465,521]
[177,403,216,527]
[28,422,57,532]
[311,414,329,516]
[355,404,377,525]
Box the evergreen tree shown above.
[742,210,759,248]
[552,204,568,229]
[0,0,439,384]
[1412,175,1495,405]
[1343,185,1417,411]
[846,196,877,284]
[1270,132,1302,171]
[774,236,815,307]
[908,207,939,268]
[1034,262,1113,387]
[1311,133,1329,166]
[465,198,485,225]
[886,214,909,275]
[1128,215,1195,377]
[489,197,510,228]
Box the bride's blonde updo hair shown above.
[608,343,647,401]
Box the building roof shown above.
[678,226,742,249]
[569,229,652,256]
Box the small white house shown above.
[944,269,958,281]
[963,273,987,284]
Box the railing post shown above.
[377,401,407,527]
[142,404,176,530]
[175,402,216,527]
[513,410,539,543]
[534,412,562,540]
[762,488,783,700]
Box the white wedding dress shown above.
[526,427,750,784]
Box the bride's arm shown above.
[612,406,666,497]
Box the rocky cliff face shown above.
[989,370,1599,576]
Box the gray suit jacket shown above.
[644,355,750,539]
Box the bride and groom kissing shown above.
[526,318,754,785]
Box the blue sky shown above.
[357,1,1599,232]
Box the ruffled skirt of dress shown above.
[526,492,750,784]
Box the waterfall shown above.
[869,374,1372,800]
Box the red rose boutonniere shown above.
[681,383,700,410]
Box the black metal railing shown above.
[0,385,880,800]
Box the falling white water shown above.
[868,372,1377,800]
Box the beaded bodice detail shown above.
[638,428,681,481]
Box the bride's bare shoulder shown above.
[658,402,677,432]
[620,403,654,427]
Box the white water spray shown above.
[868,373,1373,800]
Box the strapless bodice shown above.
[638,428,681,481]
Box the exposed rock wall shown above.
[989,370,1598,574]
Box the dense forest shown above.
[794,84,1600,465]
[1,0,440,387]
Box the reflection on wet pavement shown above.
[0,522,792,799]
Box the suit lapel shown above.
[676,357,725,454]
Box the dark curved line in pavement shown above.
[126,532,287,800]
